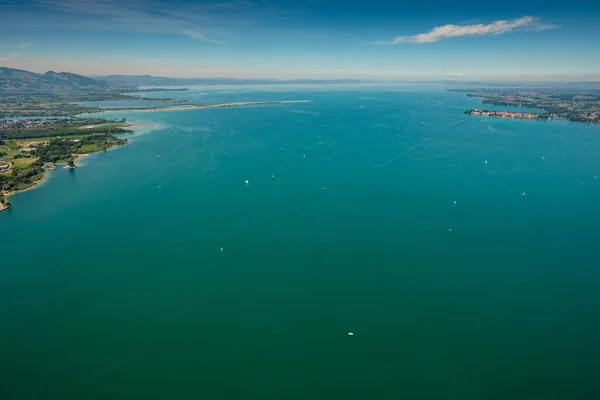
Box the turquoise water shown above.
[2,86,600,399]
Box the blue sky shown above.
[1,0,599,80]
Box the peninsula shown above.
[453,88,600,123]
[0,117,130,209]
[0,67,187,118]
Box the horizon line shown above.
[2,66,600,84]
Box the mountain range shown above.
[1,67,374,94]
[3,67,599,95]
[0,67,109,93]
[95,74,372,87]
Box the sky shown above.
[1,0,599,80]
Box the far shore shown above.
[100,100,312,113]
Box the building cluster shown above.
[566,111,600,123]
[469,91,600,123]
[465,109,543,119]
[0,119,60,130]
[20,141,44,150]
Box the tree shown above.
[67,159,75,168]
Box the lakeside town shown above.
[464,109,548,120]
[453,89,600,123]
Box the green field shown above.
[12,158,39,169]
[1,133,127,195]
[79,144,99,153]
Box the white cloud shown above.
[376,16,558,45]
[443,72,464,76]
[19,42,34,48]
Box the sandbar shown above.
[101,100,312,113]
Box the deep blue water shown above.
[2,86,600,399]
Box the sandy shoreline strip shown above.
[101,100,312,113]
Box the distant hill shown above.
[0,67,108,94]
[1,66,375,94]
[97,74,180,87]
[96,75,374,87]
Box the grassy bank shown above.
[0,133,128,200]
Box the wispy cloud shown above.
[2,0,293,42]
[36,0,225,43]
[0,42,33,58]
[181,29,224,44]
[376,16,558,44]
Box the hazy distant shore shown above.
[100,100,312,113]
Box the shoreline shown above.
[3,172,49,200]
[464,108,548,120]
[453,89,600,124]
[1,146,123,202]
[0,119,153,205]
[100,100,312,113]
[1,101,308,209]
[64,153,89,169]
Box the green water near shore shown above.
[2,86,600,399]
